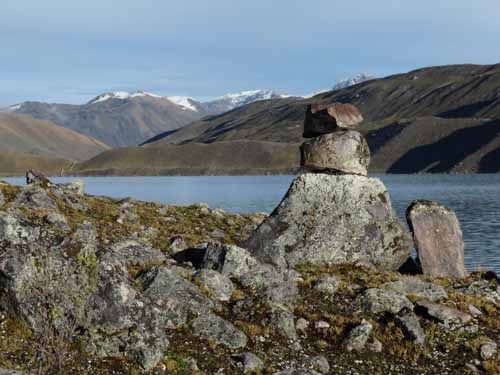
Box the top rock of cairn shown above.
[303,102,364,138]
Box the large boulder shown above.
[246,173,412,270]
[303,103,364,138]
[407,200,468,278]
[301,131,370,175]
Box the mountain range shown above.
[75,63,500,175]
[2,90,290,148]
[1,64,500,176]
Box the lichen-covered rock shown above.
[382,279,448,301]
[416,300,472,325]
[357,288,413,315]
[345,320,373,352]
[301,131,370,175]
[0,188,4,206]
[303,102,364,138]
[13,185,57,210]
[26,169,51,187]
[202,242,259,278]
[197,269,235,302]
[407,200,468,278]
[191,313,247,349]
[247,173,412,270]
[232,352,264,374]
[304,355,330,374]
[314,275,339,295]
[395,308,425,345]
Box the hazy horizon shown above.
[2,0,500,106]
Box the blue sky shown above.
[1,0,500,106]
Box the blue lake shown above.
[4,174,500,274]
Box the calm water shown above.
[4,175,500,274]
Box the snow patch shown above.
[167,96,198,112]
[89,91,162,105]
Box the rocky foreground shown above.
[0,176,498,375]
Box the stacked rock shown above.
[301,103,369,175]
[246,103,413,271]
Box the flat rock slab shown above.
[407,200,468,278]
[303,103,364,138]
[246,173,412,270]
[301,131,370,175]
[382,279,448,301]
[416,300,472,324]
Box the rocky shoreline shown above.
[0,175,498,375]
[0,103,499,375]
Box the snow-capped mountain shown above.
[5,89,291,147]
[201,89,290,114]
[332,73,376,90]
[88,90,162,105]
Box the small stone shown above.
[480,341,497,360]
[395,308,425,345]
[468,305,482,316]
[0,369,25,375]
[345,320,373,352]
[296,318,310,332]
[197,269,235,302]
[407,200,468,278]
[191,313,247,349]
[416,300,472,325]
[26,169,51,186]
[303,102,364,138]
[232,352,264,374]
[314,275,339,295]
[272,307,297,339]
[315,321,330,330]
[169,236,187,254]
[304,355,330,374]
[356,288,413,315]
[366,338,383,352]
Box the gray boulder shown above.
[301,131,370,175]
[382,279,448,301]
[395,308,425,345]
[0,188,4,206]
[407,200,468,278]
[304,356,330,374]
[197,269,235,302]
[246,173,412,270]
[26,169,51,187]
[13,185,57,210]
[345,320,373,352]
[202,242,259,278]
[191,313,247,349]
[303,102,364,138]
[357,288,413,315]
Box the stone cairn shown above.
[248,102,469,277]
[247,103,413,271]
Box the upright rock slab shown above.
[301,130,370,175]
[406,200,468,278]
[303,103,364,138]
[246,173,412,270]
